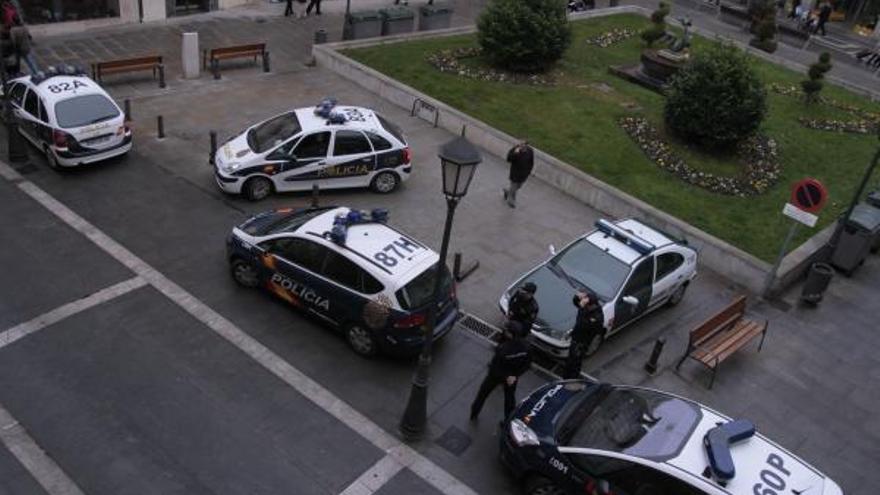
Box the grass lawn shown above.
[344,14,880,262]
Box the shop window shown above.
[21,0,120,24]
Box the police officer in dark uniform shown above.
[470,320,532,421]
[507,282,539,330]
[562,291,605,379]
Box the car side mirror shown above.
[549,244,556,256]
[622,295,639,307]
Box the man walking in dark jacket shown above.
[562,291,605,379]
[470,321,532,421]
[503,140,534,208]
[816,1,832,36]
[305,0,321,16]
[507,282,539,331]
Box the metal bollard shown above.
[124,99,132,122]
[452,251,480,282]
[453,253,462,280]
[314,29,328,45]
[209,131,217,166]
[262,52,271,73]
[644,337,666,374]
[311,183,320,207]
[157,115,165,139]
[158,64,166,89]
[212,59,220,80]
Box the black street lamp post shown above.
[399,136,481,441]
[2,76,28,164]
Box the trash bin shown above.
[418,3,453,31]
[830,203,880,275]
[314,29,328,45]
[864,190,880,252]
[801,262,833,305]
[380,6,415,36]
[343,11,382,40]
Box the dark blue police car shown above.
[226,205,458,356]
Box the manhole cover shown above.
[435,426,471,456]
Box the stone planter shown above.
[640,49,684,83]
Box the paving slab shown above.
[373,467,445,495]
[0,443,47,495]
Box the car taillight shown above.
[402,147,411,164]
[394,312,426,329]
[52,130,71,148]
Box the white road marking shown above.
[0,277,147,350]
[339,451,405,495]
[0,404,86,495]
[0,161,479,495]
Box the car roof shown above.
[297,207,439,286]
[563,385,829,495]
[585,218,678,265]
[294,106,386,134]
[15,75,107,106]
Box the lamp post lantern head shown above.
[438,136,481,199]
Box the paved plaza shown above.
[1,2,879,494]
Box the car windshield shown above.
[247,112,301,153]
[54,94,119,129]
[396,264,453,310]
[563,387,702,463]
[551,239,630,301]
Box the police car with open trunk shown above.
[6,66,131,168]
[214,99,411,201]
[226,205,458,356]
[500,218,697,358]
[501,380,844,495]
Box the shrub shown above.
[477,0,571,73]
[665,44,767,148]
[801,52,832,103]
[641,2,669,47]
[748,0,777,52]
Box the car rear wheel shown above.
[43,146,60,170]
[666,283,688,307]
[243,176,273,201]
[524,475,566,495]
[231,259,260,288]
[370,171,399,194]
[346,323,378,357]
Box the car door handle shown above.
[315,161,325,166]
[361,157,372,163]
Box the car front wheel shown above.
[44,146,60,170]
[230,259,260,288]
[524,475,566,495]
[243,176,273,201]
[583,332,604,357]
[345,323,378,357]
[370,171,399,194]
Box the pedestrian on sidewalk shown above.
[284,0,294,16]
[507,282,539,331]
[503,140,534,209]
[305,0,322,16]
[469,321,532,422]
[815,1,832,36]
[562,291,605,380]
[788,0,801,19]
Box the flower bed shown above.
[769,83,880,134]
[618,117,780,196]
[426,47,556,86]
[584,28,637,48]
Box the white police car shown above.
[226,205,458,356]
[214,99,411,201]
[5,66,131,168]
[501,380,844,495]
[500,219,697,358]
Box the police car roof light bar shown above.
[595,219,655,255]
[325,208,391,245]
[326,111,347,125]
[703,419,756,484]
[30,64,87,85]
[314,97,338,118]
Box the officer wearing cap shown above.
[562,291,605,379]
[470,320,532,421]
[508,282,539,331]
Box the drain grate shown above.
[456,313,503,343]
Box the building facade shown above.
[21,0,254,36]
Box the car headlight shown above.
[499,292,510,313]
[509,419,540,447]
[221,162,241,174]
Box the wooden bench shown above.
[91,55,165,88]
[675,295,768,389]
[203,43,270,78]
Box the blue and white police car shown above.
[500,219,697,358]
[214,99,411,201]
[501,380,844,495]
[5,66,131,169]
[226,205,458,356]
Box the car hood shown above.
[218,132,257,167]
[513,265,582,338]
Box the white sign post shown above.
[762,203,818,296]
